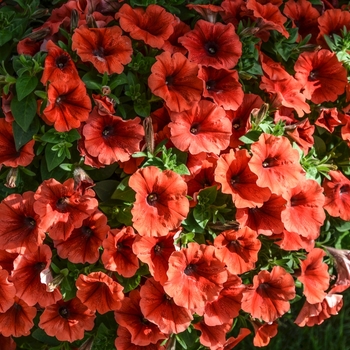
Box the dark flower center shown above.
[204,42,218,56]
[56,55,69,69]
[116,242,124,251]
[262,157,277,168]
[55,95,65,105]
[34,262,46,272]
[206,80,216,91]
[24,216,36,228]
[232,121,240,130]
[257,283,269,293]
[93,47,105,58]
[190,123,199,134]
[340,184,349,194]
[230,175,239,186]
[154,244,162,255]
[165,76,174,86]
[147,193,158,206]
[102,125,113,138]
[184,264,196,275]
[81,226,93,237]
[59,306,70,319]
[308,70,318,81]
[56,197,69,213]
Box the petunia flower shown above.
[43,79,92,132]
[101,226,139,278]
[214,227,261,275]
[41,40,79,85]
[273,229,315,253]
[0,119,35,167]
[0,297,37,337]
[161,18,191,54]
[54,209,109,264]
[38,297,95,342]
[251,320,278,347]
[72,26,133,75]
[315,107,343,133]
[169,99,232,155]
[0,191,45,254]
[114,289,166,346]
[116,4,175,49]
[241,266,296,323]
[297,248,330,304]
[294,49,348,104]
[0,250,18,275]
[76,271,124,314]
[164,242,227,313]
[214,149,271,208]
[178,19,242,69]
[148,51,202,113]
[248,133,304,196]
[0,269,16,313]
[322,170,350,221]
[139,277,193,334]
[0,335,16,350]
[216,328,251,350]
[82,107,144,165]
[129,166,189,237]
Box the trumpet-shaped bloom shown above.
[0,269,15,313]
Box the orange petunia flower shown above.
[297,248,330,304]
[281,179,325,240]
[114,289,166,346]
[241,266,296,323]
[82,107,144,165]
[132,230,177,285]
[198,66,244,110]
[101,226,139,278]
[216,328,251,350]
[322,170,350,221]
[72,26,133,75]
[294,49,348,104]
[315,107,343,133]
[0,269,15,313]
[41,40,79,85]
[273,229,315,253]
[248,133,304,196]
[148,51,202,113]
[11,244,62,307]
[0,297,36,337]
[0,250,18,274]
[54,209,109,264]
[194,321,232,350]
[178,20,242,69]
[0,335,16,350]
[38,297,95,342]
[116,4,175,49]
[164,242,227,314]
[169,99,232,155]
[214,149,271,208]
[129,166,189,237]
[214,227,261,275]
[161,18,190,55]
[251,320,278,347]
[33,178,98,241]
[0,191,45,254]
[0,119,35,167]
[76,271,124,314]
[43,79,92,132]
[139,277,193,334]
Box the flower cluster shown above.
[1,0,350,349]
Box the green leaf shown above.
[10,93,37,131]
[94,180,119,202]
[134,98,151,117]
[45,145,66,172]
[193,206,210,229]
[12,116,40,151]
[116,274,141,293]
[239,130,261,144]
[16,75,38,101]
[32,329,61,346]
[109,73,128,89]
[0,30,12,46]
[82,71,102,90]
[197,185,218,205]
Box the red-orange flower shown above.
[194,321,232,350]
[0,269,15,313]
[178,20,242,69]
[216,328,251,350]
[0,297,37,337]
[251,320,278,347]
[0,191,45,254]
[214,227,261,275]
[116,4,175,49]
[76,272,124,314]
[315,107,343,133]
[11,244,62,307]
[215,149,271,208]
[248,133,304,196]
[0,119,35,167]
[297,248,330,304]
[139,277,193,334]
[322,170,350,221]
[164,242,227,313]
[241,266,296,323]
[148,51,202,113]
[129,166,189,237]
[41,40,79,85]
[294,49,347,104]
[169,100,232,155]
[101,226,139,277]
[54,210,109,264]
[82,108,144,165]
[43,80,92,132]
[72,26,133,74]
[38,297,95,342]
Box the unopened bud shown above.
[143,116,154,154]
[70,9,79,33]
[73,166,94,193]
[23,27,51,42]
[5,168,18,188]
[102,85,111,95]
[86,14,98,28]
